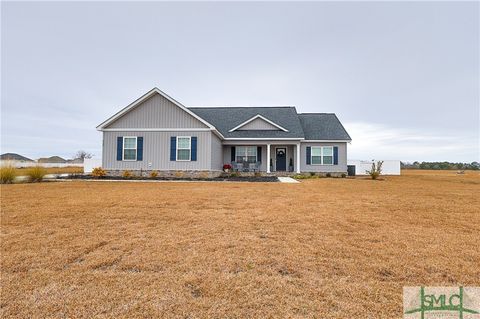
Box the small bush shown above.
[26,166,47,183]
[254,171,262,177]
[229,172,240,178]
[174,171,184,178]
[341,173,346,178]
[0,165,16,184]
[199,171,210,179]
[366,161,384,180]
[122,170,133,178]
[309,172,316,177]
[326,173,331,178]
[149,170,158,178]
[91,167,106,178]
[292,174,308,179]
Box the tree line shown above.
[401,161,480,170]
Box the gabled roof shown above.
[188,107,305,139]
[97,88,351,141]
[298,113,351,141]
[229,114,289,132]
[96,88,217,131]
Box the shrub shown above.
[254,171,262,177]
[366,161,384,180]
[0,165,16,184]
[292,174,308,179]
[341,173,346,178]
[91,167,106,178]
[174,171,184,178]
[199,171,210,179]
[309,172,316,177]
[229,172,240,177]
[149,170,158,178]
[326,173,331,178]
[122,170,133,178]
[26,166,47,183]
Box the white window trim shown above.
[235,146,258,163]
[176,136,191,162]
[122,136,137,161]
[228,115,289,132]
[310,146,334,165]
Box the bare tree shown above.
[74,150,93,161]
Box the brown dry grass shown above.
[14,166,83,175]
[1,171,479,318]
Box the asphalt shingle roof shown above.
[188,107,351,141]
[188,107,305,139]
[298,113,351,140]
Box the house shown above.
[97,88,351,177]
[37,156,67,163]
[0,153,33,162]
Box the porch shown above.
[223,143,301,173]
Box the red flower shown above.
[223,164,232,169]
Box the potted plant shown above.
[289,158,294,172]
[223,164,232,173]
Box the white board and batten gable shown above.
[228,114,289,132]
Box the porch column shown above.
[296,143,301,173]
[266,144,271,173]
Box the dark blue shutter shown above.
[306,146,311,165]
[333,146,338,165]
[191,137,197,161]
[116,137,123,161]
[231,147,236,162]
[257,146,262,162]
[170,136,176,161]
[137,137,143,161]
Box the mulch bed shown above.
[60,174,279,182]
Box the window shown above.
[236,146,257,163]
[177,136,191,161]
[311,146,334,165]
[311,147,322,164]
[123,137,137,161]
[322,146,333,164]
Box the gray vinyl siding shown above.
[106,93,209,129]
[300,142,348,173]
[102,131,212,170]
[238,118,280,130]
[210,134,223,171]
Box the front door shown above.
[276,148,286,171]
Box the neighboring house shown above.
[97,88,351,176]
[37,156,67,163]
[0,153,33,162]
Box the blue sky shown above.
[1,1,478,162]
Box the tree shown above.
[74,150,93,161]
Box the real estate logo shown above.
[404,287,480,319]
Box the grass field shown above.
[1,170,479,318]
